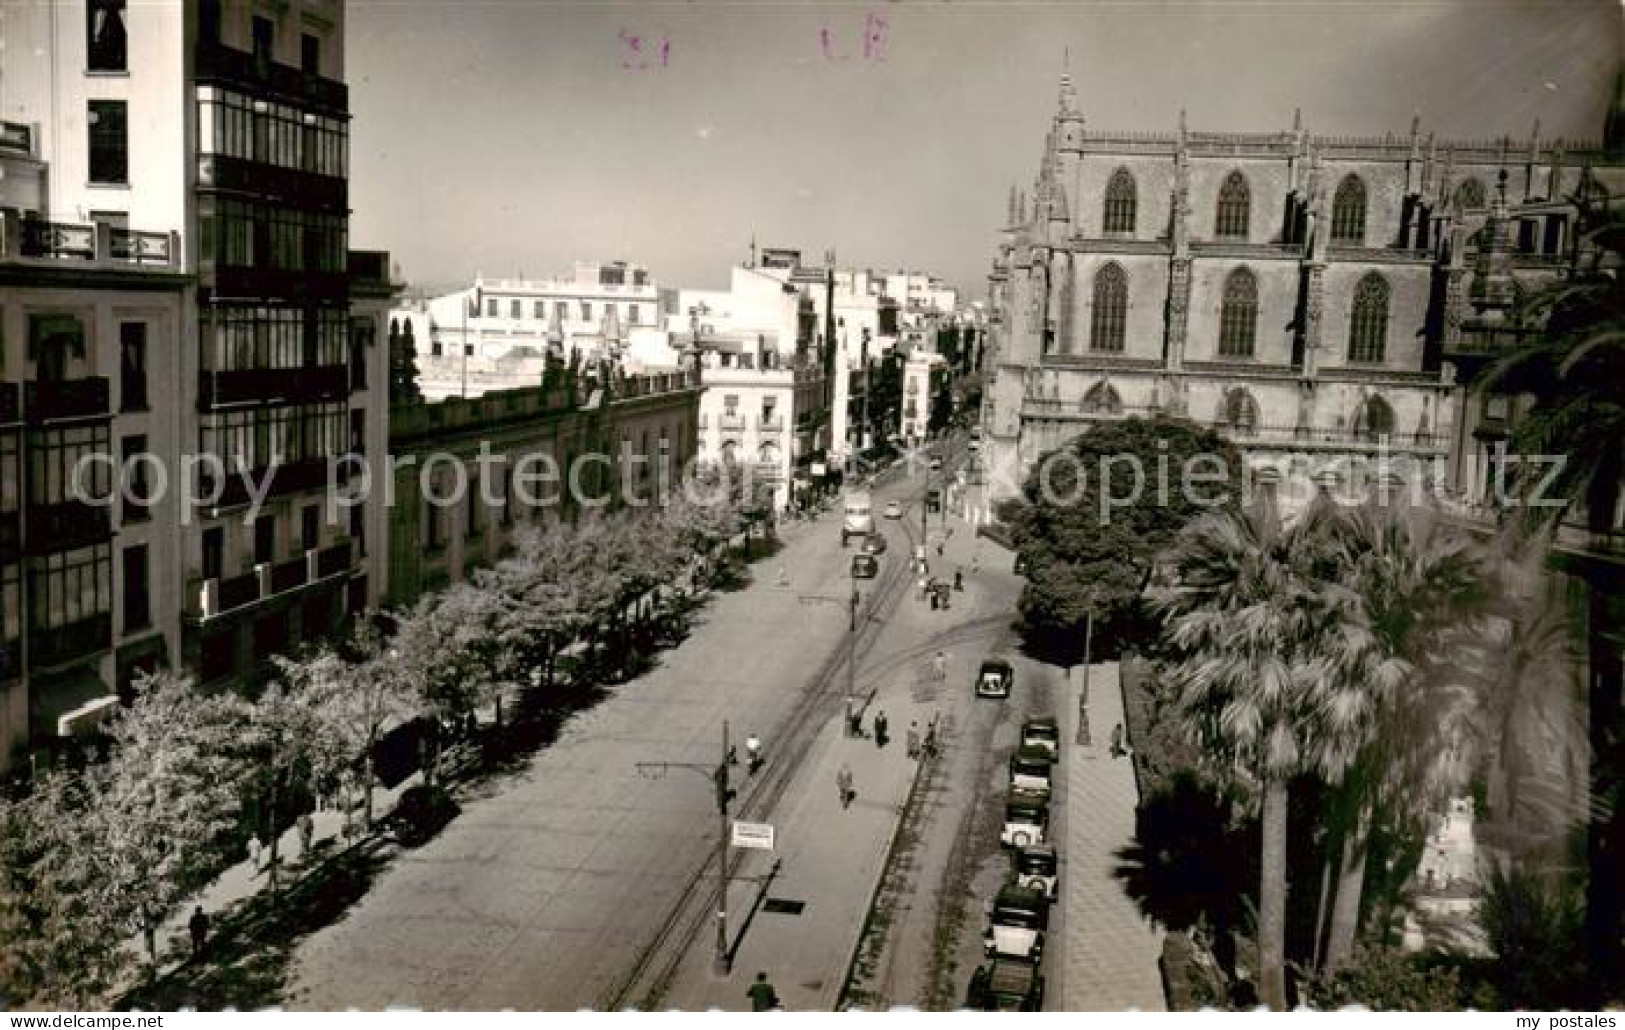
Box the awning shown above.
[30,665,113,738]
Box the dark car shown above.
[1021,717,1061,761]
[386,784,460,847]
[851,553,880,579]
[984,883,1051,960]
[965,956,1045,1011]
[862,532,888,555]
[976,658,1014,699]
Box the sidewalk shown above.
[1060,661,1166,1011]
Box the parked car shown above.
[965,957,1045,1011]
[930,456,944,472]
[1008,745,1055,796]
[1021,717,1061,761]
[984,883,1050,960]
[976,658,1014,699]
[1001,788,1049,848]
[851,553,880,579]
[862,532,888,555]
[1013,844,1059,900]
[884,500,904,519]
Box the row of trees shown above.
[0,471,756,1009]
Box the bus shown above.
[841,490,874,546]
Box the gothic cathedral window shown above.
[1103,168,1137,235]
[1090,264,1127,353]
[1348,272,1389,363]
[1332,175,1367,244]
[1218,267,1257,357]
[1215,171,1250,239]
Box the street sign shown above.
[731,820,776,850]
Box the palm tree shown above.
[1313,497,1491,970]
[1478,195,1625,993]
[1156,499,1348,1009]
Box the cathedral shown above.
[982,65,1625,510]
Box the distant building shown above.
[901,351,948,445]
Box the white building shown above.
[901,351,948,445]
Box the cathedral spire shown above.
[1058,47,1077,115]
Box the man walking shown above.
[906,721,921,759]
[837,764,854,809]
[873,710,889,749]
[747,971,780,1011]
[189,905,210,958]
[297,812,315,857]
[933,650,947,681]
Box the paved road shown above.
[288,512,861,1009]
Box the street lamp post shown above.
[714,719,731,975]
[1076,608,1094,746]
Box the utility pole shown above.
[1077,608,1094,746]
[860,328,871,458]
[714,719,731,975]
[847,583,860,733]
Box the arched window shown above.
[1089,263,1127,353]
[1082,381,1122,415]
[1348,272,1389,363]
[1103,168,1137,234]
[1215,170,1250,239]
[1218,267,1258,357]
[1331,175,1367,244]
[1452,178,1485,211]
[1223,388,1260,433]
[1358,395,1396,442]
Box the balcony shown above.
[1,212,180,271]
[186,540,354,623]
[28,612,112,669]
[348,250,392,291]
[23,500,112,555]
[759,414,786,434]
[197,365,348,408]
[0,122,31,154]
[720,413,746,432]
[194,40,349,113]
[197,457,340,513]
[209,264,347,303]
[196,154,346,212]
[24,378,111,424]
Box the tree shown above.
[392,583,512,782]
[1478,196,1625,994]
[93,672,248,971]
[928,377,954,435]
[1155,500,1347,1009]
[1011,416,1242,664]
[1312,498,1490,971]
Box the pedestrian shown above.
[933,650,947,681]
[247,833,263,873]
[924,716,939,757]
[189,905,209,958]
[906,722,920,759]
[747,971,780,1011]
[297,811,315,857]
[777,565,789,587]
[874,710,889,749]
[954,570,964,592]
[837,764,854,809]
[936,541,945,558]
[1110,722,1131,758]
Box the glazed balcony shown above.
[196,457,345,513]
[196,154,346,212]
[23,500,112,555]
[186,539,355,623]
[197,365,348,408]
[28,612,112,669]
[0,382,18,425]
[24,378,111,424]
[194,39,348,113]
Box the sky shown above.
[345,0,1624,298]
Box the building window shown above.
[252,15,275,74]
[254,514,275,565]
[556,301,568,321]
[533,300,545,319]
[1222,388,1260,433]
[88,100,128,185]
[87,0,128,72]
[1089,263,1128,353]
[510,299,521,319]
[1452,178,1485,212]
[122,544,149,633]
[1347,272,1389,363]
[203,527,223,581]
[349,408,365,455]
[486,297,498,318]
[119,322,148,410]
[628,304,640,326]
[301,505,319,551]
[581,301,593,321]
[349,318,371,388]
[199,0,221,45]
[1217,267,1258,357]
[1081,381,1122,415]
[300,32,320,76]
[1358,395,1396,443]
[1215,170,1250,239]
[1103,168,1137,234]
[27,424,111,509]
[29,544,112,633]
[350,502,366,556]
[1331,175,1367,244]
[724,394,738,414]
[121,435,150,522]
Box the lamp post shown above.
[1076,607,1094,746]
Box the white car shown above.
[883,500,903,519]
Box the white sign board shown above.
[810,462,826,477]
[731,820,776,851]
